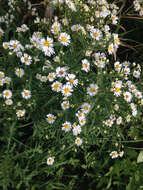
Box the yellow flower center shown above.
[83,63,88,68]
[13,44,17,49]
[54,84,59,89]
[64,124,69,129]
[115,88,120,93]
[5,91,10,97]
[24,92,29,96]
[93,32,98,37]
[74,26,78,31]
[115,64,120,69]
[48,117,53,121]
[64,88,70,94]
[4,44,9,48]
[18,111,23,115]
[84,106,88,110]
[0,73,4,78]
[90,87,95,92]
[53,26,59,32]
[24,57,29,62]
[44,40,50,47]
[61,36,67,42]
[115,38,119,44]
[69,78,74,83]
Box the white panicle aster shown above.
[47,157,54,165]
[16,109,26,117]
[21,53,32,66]
[65,0,76,11]
[81,59,90,72]
[62,121,72,132]
[15,68,24,77]
[56,66,68,78]
[108,43,114,55]
[87,83,99,96]
[116,116,122,125]
[71,24,81,31]
[51,21,61,34]
[21,90,31,99]
[5,99,13,105]
[123,91,132,102]
[46,114,55,124]
[81,103,91,114]
[75,137,82,146]
[51,81,62,92]
[133,70,140,78]
[61,84,73,97]
[90,28,102,40]
[114,61,122,72]
[72,124,81,136]
[3,89,12,99]
[40,36,54,56]
[59,32,71,46]
[47,72,56,82]
[110,151,118,159]
[61,101,70,110]
[66,74,78,87]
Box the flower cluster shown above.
[0,0,142,168]
[133,0,143,16]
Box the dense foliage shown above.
[0,0,143,189]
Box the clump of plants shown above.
[0,0,143,189]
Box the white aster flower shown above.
[90,28,102,40]
[62,121,72,132]
[51,81,62,92]
[66,0,76,11]
[40,76,47,82]
[16,109,26,117]
[114,61,122,72]
[47,72,56,82]
[61,84,73,97]
[81,59,90,72]
[47,157,54,165]
[79,118,86,126]
[3,42,9,49]
[66,74,78,87]
[76,110,85,121]
[105,119,113,127]
[75,137,82,146]
[40,37,54,56]
[21,90,31,99]
[59,32,71,46]
[114,34,120,48]
[61,101,70,110]
[51,21,61,34]
[123,91,132,102]
[21,53,32,66]
[133,70,140,78]
[94,60,105,68]
[5,99,13,105]
[0,71,5,78]
[87,83,99,96]
[72,124,81,136]
[3,89,12,99]
[71,24,81,31]
[46,114,55,124]
[108,43,114,55]
[110,151,118,159]
[15,68,24,77]
[81,103,91,114]
[116,116,122,125]
[56,66,68,78]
